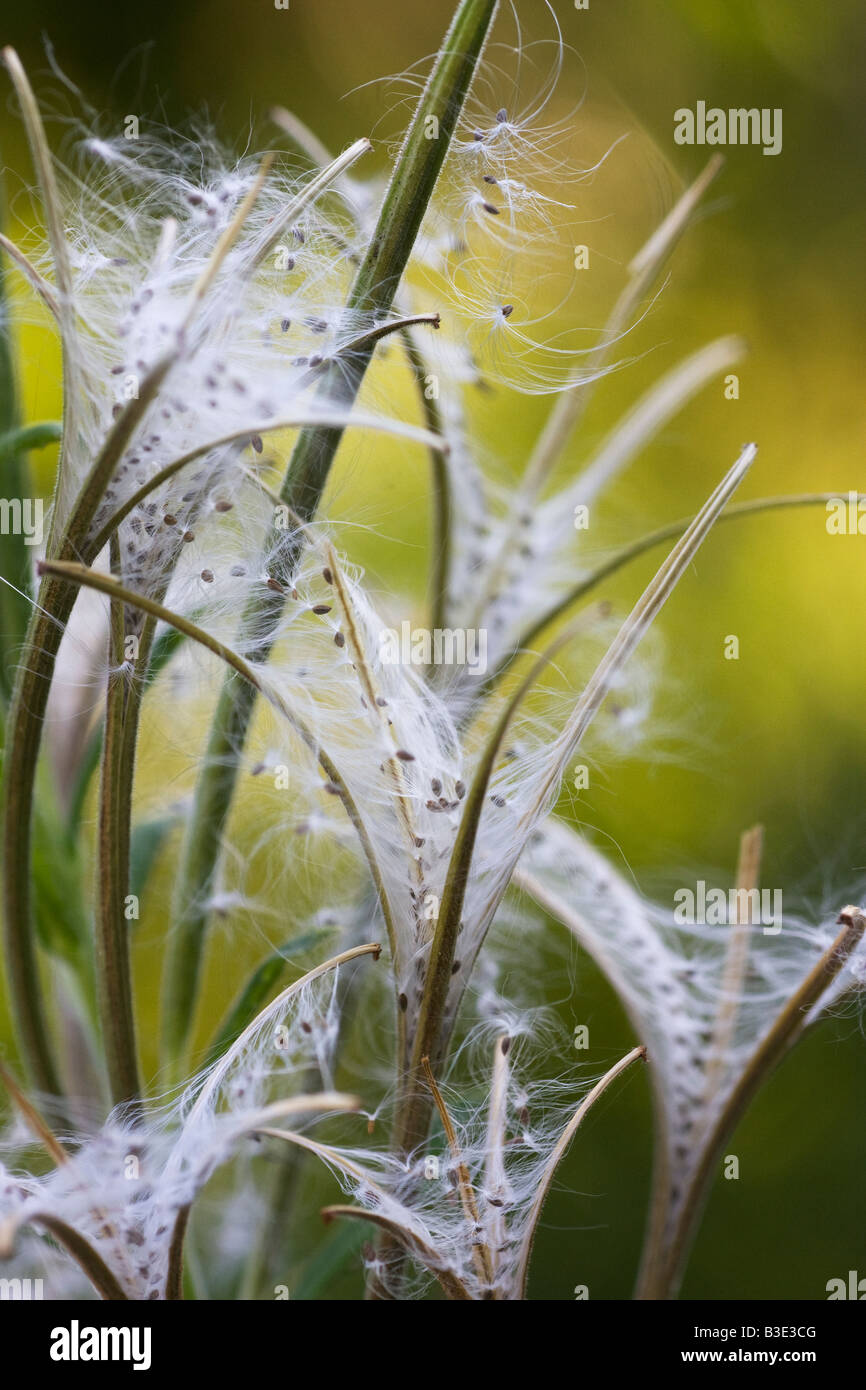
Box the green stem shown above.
[1,362,178,1091]
[94,543,144,1108]
[401,326,451,637]
[1,580,75,1092]
[163,0,499,1077]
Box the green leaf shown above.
[31,799,89,968]
[292,1222,365,1301]
[0,419,61,460]
[129,815,177,903]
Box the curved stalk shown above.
[514,1045,646,1298]
[636,907,865,1299]
[94,536,142,1108]
[479,491,845,706]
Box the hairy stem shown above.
[94,543,144,1109]
[163,0,499,1075]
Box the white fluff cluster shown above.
[0,962,359,1299]
[517,817,866,1270]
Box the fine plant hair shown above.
[0,0,863,1302]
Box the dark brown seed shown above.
[250,434,263,453]
[431,778,442,795]
[322,567,333,584]
[455,780,466,799]
[496,107,508,123]
[376,696,388,707]
[483,202,500,215]
[501,304,514,318]
[483,174,497,184]
[214,500,233,512]
[322,781,341,795]
[300,1021,312,1034]
[200,569,214,583]
[398,993,408,1012]
[182,530,195,543]
[311,604,331,615]
[334,632,345,648]
[250,762,265,776]
[451,960,461,975]
[491,794,506,808]
[396,749,415,762]
[281,318,291,332]
[266,576,285,594]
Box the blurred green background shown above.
[0,0,864,1299]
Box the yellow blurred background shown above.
[1,0,864,1298]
